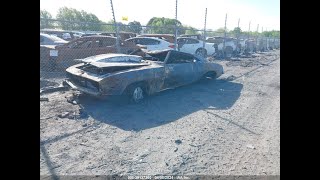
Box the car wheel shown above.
[126,83,146,103]
[195,48,207,58]
[224,46,233,59]
[201,71,217,81]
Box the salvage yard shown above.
[40,50,280,176]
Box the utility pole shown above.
[174,0,178,51]
[203,8,207,50]
[265,27,268,50]
[237,18,240,54]
[248,21,251,40]
[223,13,227,59]
[110,0,120,53]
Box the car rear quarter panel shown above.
[203,62,224,78]
[99,65,165,96]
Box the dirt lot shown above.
[40,50,280,176]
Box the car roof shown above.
[147,49,196,57]
[40,33,67,42]
[126,36,167,42]
[177,37,200,40]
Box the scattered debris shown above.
[40,79,59,89]
[226,75,237,81]
[40,97,49,101]
[175,139,182,145]
[66,94,79,105]
[58,112,70,118]
[40,86,69,95]
[246,144,256,149]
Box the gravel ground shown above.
[40,50,280,176]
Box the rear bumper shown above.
[64,80,102,97]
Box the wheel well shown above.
[123,81,149,95]
[225,46,233,52]
[196,48,207,53]
[202,71,217,79]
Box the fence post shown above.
[110,0,121,53]
[203,8,207,50]
[237,18,240,53]
[223,13,227,59]
[256,24,259,52]
[174,0,178,51]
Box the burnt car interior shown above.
[143,50,169,62]
[77,63,146,75]
[144,50,200,63]
[166,51,198,64]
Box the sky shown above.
[40,0,280,31]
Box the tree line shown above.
[40,7,279,38]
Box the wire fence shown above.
[40,18,280,87]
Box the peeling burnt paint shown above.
[65,50,223,97]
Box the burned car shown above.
[65,50,223,103]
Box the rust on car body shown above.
[65,50,223,99]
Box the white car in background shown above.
[40,33,68,46]
[177,37,215,57]
[206,36,237,58]
[125,37,175,51]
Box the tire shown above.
[224,46,233,59]
[125,83,147,103]
[195,48,207,58]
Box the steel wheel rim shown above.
[133,87,143,102]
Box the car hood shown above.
[72,61,151,76]
[88,61,149,68]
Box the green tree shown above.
[184,25,198,35]
[127,21,142,34]
[206,29,216,37]
[228,27,242,38]
[101,20,128,32]
[231,27,241,35]
[40,10,54,29]
[214,27,228,37]
[262,30,280,38]
[56,7,103,31]
[146,17,185,35]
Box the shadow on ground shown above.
[78,79,243,131]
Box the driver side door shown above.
[163,51,196,88]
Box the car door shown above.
[140,38,162,51]
[178,38,198,54]
[57,38,94,68]
[192,57,206,81]
[92,38,117,55]
[163,51,196,88]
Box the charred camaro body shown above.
[65,50,223,102]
